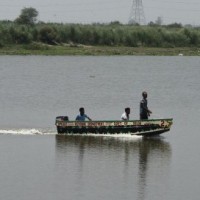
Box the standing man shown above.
[76,107,92,121]
[121,107,131,121]
[140,91,152,120]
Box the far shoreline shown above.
[0,44,200,56]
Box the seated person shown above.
[76,107,92,121]
[121,107,130,121]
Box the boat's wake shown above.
[0,129,164,141]
[0,129,143,139]
[0,128,56,135]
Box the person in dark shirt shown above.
[76,107,92,121]
[140,91,152,120]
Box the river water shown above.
[0,56,200,200]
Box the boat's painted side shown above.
[55,117,173,136]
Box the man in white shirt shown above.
[121,107,130,120]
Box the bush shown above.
[8,26,32,44]
[39,26,57,44]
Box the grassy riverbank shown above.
[0,44,199,56]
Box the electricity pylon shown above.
[128,0,146,25]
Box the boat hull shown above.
[55,118,173,137]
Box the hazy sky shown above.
[0,0,199,25]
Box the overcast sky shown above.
[0,0,199,25]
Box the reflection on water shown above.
[136,138,172,200]
[55,135,172,200]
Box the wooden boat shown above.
[55,117,173,136]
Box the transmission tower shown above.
[128,0,146,25]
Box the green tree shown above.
[15,7,38,25]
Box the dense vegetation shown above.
[0,7,200,50]
[0,21,200,49]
